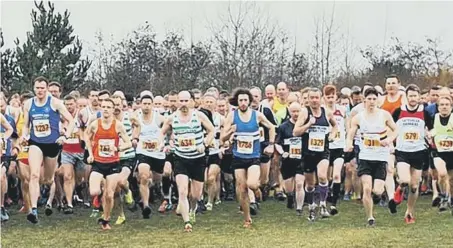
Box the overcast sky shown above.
[1,0,453,71]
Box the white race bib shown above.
[237,136,254,154]
[362,133,381,149]
[289,138,302,159]
[178,134,196,151]
[142,139,159,152]
[308,132,325,152]
[33,119,51,138]
[436,135,453,152]
[65,129,80,144]
[403,131,419,142]
[98,139,115,157]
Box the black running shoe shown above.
[366,218,376,227]
[286,195,295,209]
[45,204,53,216]
[27,209,39,224]
[330,206,338,216]
[64,206,74,215]
[388,199,397,214]
[142,206,152,219]
[250,203,258,216]
[432,196,441,207]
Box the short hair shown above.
[140,95,153,102]
[63,95,76,102]
[33,76,49,86]
[102,98,115,106]
[364,88,379,98]
[168,90,178,96]
[191,89,202,96]
[421,89,429,95]
[405,84,420,95]
[308,87,322,96]
[300,87,310,95]
[98,90,111,98]
[163,94,169,101]
[386,74,400,83]
[219,90,230,99]
[431,85,441,91]
[339,94,350,100]
[69,90,80,99]
[20,92,34,103]
[323,85,336,96]
[49,81,62,91]
[439,96,452,103]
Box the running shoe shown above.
[0,208,9,222]
[184,222,193,232]
[124,190,133,205]
[308,208,316,222]
[189,210,196,224]
[205,202,213,211]
[158,200,169,213]
[366,218,376,227]
[296,209,303,216]
[320,206,330,218]
[393,186,403,205]
[250,202,258,216]
[404,214,415,224]
[243,219,252,228]
[27,208,39,224]
[45,204,53,216]
[214,199,222,205]
[343,193,351,201]
[115,215,126,225]
[330,206,338,216]
[439,199,449,212]
[63,206,74,215]
[142,206,152,219]
[388,199,397,214]
[432,196,441,207]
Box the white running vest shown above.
[358,111,389,162]
[395,105,426,152]
[136,112,165,159]
[329,105,346,149]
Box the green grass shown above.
[1,196,452,248]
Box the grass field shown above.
[1,196,452,248]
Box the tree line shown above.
[2,1,452,97]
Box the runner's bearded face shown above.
[438,98,452,115]
[89,91,99,106]
[406,90,420,107]
[33,80,48,99]
[113,98,122,116]
[238,94,250,112]
[168,95,178,112]
[179,97,190,113]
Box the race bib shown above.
[308,133,325,152]
[237,136,254,154]
[65,131,80,144]
[289,138,302,159]
[259,127,265,142]
[403,132,419,142]
[178,134,196,151]
[334,131,341,140]
[363,134,381,149]
[436,135,453,152]
[21,140,29,153]
[33,119,51,138]
[98,139,115,157]
[142,139,158,152]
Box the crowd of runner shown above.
[1,75,452,231]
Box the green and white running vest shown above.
[172,110,204,159]
[119,111,135,159]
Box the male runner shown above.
[1,113,15,222]
[347,88,397,227]
[85,98,132,230]
[159,90,215,232]
[293,88,337,221]
[21,76,76,223]
[134,94,166,218]
[59,95,85,214]
[276,102,305,215]
[221,88,276,228]
[430,96,453,213]
[380,75,406,213]
[323,85,347,215]
[392,84,432,222]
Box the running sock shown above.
[331,183,341,206]
[319,182,329,204]
[162,176,171,200]
[305,188,315,205]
